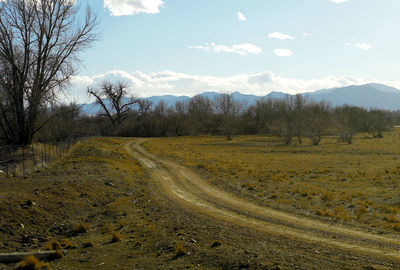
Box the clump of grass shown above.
[335,205,352,221]
[175,242,186,257]
[60,239,75,249]
[315,209,334,218]
[111,232,122,243]
[119,221,126,229]
[17,255,50,270]
[45,240,61,251]
[45,239,75,250]
[73,223,90,234]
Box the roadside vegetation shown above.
[143,129,400,234]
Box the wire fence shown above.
[0,135,94,178]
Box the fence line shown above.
[0,135,93,178]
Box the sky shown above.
[66,0,400,103]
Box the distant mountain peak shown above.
[79,83,400,114]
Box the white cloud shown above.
[190,43,262,56]
[274,49,294,57]
[302,33,312,38]
[268,32,294,40]
[331,0,351,3]
[355,43,372,50]
[237,11,247,21]
[345,42,372,50]
[104,0,164,16]
[65,70,400,103]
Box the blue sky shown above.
[68,0,400,102]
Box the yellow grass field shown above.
[143,129,400,234]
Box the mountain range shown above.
[80,83,400,114]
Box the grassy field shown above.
[2,137,328,269]
[143,129,400,234]
[2,135,400,269]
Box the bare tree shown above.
[254,98,274,133]
[170,100,188,136]
[215,93,241,140]
[273,95,306,145]
[303,101,331,145]
[361,109,392,138]
[187,95,214,135]
[87,81,138,135]
[334,105,365,144]
[0,0,99,145]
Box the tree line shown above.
[23,81,394,146]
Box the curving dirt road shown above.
[126,139,400,263]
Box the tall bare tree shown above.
[87,81,138,135]
[215,93,241,140]
[0,0,98,145]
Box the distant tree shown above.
[238,106,258,135]
[303,101,331,145]
[37,103,81,141]
[170,101,188,136]
[87,81,138,135]
[153,101,171,136]
[291,94,307,144]
[215,93,241,140]
[362,109,392,138]
[273,95,306,145]
[253,98,274,133]
[187,95,214,135]
[0,0,98,145]
[334,105,366,144]
[133,99,153,137]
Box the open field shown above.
[2,138,259,269]
[1,135,400,269]
[143,130,400,235]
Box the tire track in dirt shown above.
[126,140,400,263]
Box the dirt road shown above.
[126,139,400,265]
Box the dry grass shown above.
[44,240,62,251]
[118,220,126,229]
[45,239,75,250]
[111,231,122,243]
[72,223,90,234]
[17,255,50,270]
[143,129,400,232]
[3,137,396,269]
[175,242,186,257]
